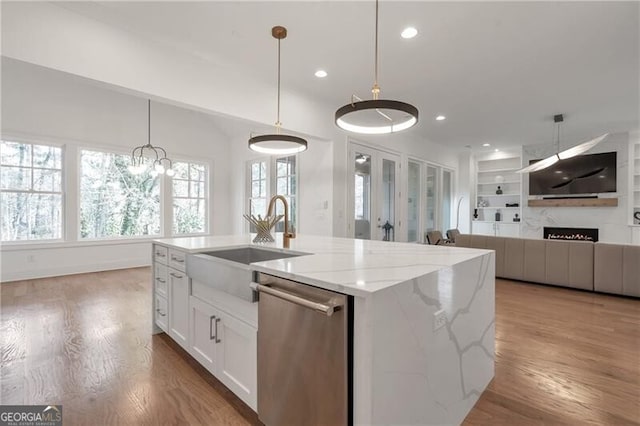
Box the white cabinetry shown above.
[472,221,521,237]
[153,243,257,411]
[473,153,522,235]
[189,293,257,410]
[153,244,190,350]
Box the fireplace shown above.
[543,227,598,242]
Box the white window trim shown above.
[170,159,210,237]
[1,140,66,244]
[245,155,299,234]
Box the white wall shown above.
[521,132,631,243]
[1,58,233,281]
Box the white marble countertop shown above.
[154,234,491,297]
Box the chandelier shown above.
[128,100,175,177]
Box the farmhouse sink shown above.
[201,247,304,265]
[186,247,308,302]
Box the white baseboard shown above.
[1,258,150,283]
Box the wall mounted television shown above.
[528,151,617,196]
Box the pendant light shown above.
[248,26,307,155]
[128,100,175,177]
[335,0,419,135]
[517,114,608,173]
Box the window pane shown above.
[190,164,205,181]
[251,180,261,198]
[172,161,208,235]
[80,150,160,238]
[1,142,31,166]
[173,162,190,180]
[276,177,287,195]
[250,198,266,218]
[173,198,205,234]
[1,192,61,240]
[190,181,204,198]
[33,169,62,192]
[407,162,421,242]
[173,179,189,198]
[1,167,31,190]
[251,163,260,179]
[260,180,266,197]
[33,145,62,169]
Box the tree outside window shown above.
[1,141,63,241]
[80,149,160,238]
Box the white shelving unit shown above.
[473,153,522,237]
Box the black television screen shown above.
[528,151,617,196]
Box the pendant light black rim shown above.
[335,99,419,134]
[248,134,308,154]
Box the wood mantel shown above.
[527,198,618,207]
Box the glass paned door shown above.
[350,144,400,242]
[353,150,372,240]
[425,165,438,238]
[407,161,421,242]
[442,169,452,233]
[377,155,399,241]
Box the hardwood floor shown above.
[1,270,639,425]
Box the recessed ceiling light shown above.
[494,149,499,152]
[401,27,418,39]
[554,170,563,174]
[562,176,569,180]
[482,143,491,147]
[435,115,446,121]
[314,70,327,78]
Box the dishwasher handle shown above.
[253,283,340,317]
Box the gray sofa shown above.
[456,234,639,297]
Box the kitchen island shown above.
[152,234,495,425]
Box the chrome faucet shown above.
[267,195,295,249]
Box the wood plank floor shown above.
[1,269,639,425]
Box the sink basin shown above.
[186,247,308,303]
[201,247,304,265]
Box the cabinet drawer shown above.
[155,294,168,332]
[169,249,187,272]
[154,263,168,296]
[154,245,169,264]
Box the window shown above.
[248,160,268,232]
[275,156,297,232]
[1,141,63,241]
[172,161,207,235]
[80,149,160,239]
[247,155,298,233]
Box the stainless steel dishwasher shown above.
[253,272,352,426]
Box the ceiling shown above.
[57,1,639,150]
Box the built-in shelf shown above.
[528,198,618,207]
[472,220,520,224]
[474,153,522,235]
[477,206,520,210]
[478,193,520,197]
[477,167,520,174]
[477,180,520,185]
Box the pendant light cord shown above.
[276,37,282,132]
[372,0,380,100]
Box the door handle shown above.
[209,315,216,340]
[155,277,166,283]
[215,318,221,343]
[170,272,183,279]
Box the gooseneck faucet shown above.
[267,195,295,249]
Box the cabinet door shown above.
[189,296,217,374]
[154,263,168,297]
[472,222,496,236]
[216,311,257,410]
[169,268,190,349]
[497,223,520,237]
[155,294,168,332]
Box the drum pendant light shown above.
[248,26,307,155]
[335,0,419,135]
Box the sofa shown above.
[456,234,640,298]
